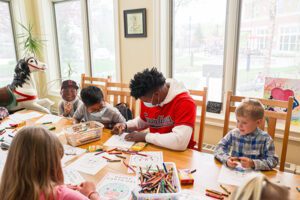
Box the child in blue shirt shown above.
[214,99,278,170]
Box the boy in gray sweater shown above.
[73,86,125,128]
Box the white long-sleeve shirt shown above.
[126,79,196,151]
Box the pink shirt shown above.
[40,185,89,200]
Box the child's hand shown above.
[112,123,126,135]
[77,181,97,196]
[239,157,254,169]
[226,157,239,168]
[64,102,73,114]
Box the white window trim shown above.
[9,0,28,60]
[38,0,121,97]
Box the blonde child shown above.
[214,99,278,170]
[0,126,100,200]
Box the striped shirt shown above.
[214,128,278,170]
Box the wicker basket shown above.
[64,121,104,147]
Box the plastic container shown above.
[64,121,104,147]
[132,162,181,200]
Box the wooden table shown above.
[8,111,300,199]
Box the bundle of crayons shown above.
[205,188,230,199]
[138,165,177,194]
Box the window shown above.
[88,0,116,79]
[0,0,17,86]
[53,0,117,85]
[236,0,300,97]
[54,0,85,83]
[172,0,227,102]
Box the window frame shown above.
[169,0,241,106]
[0,0,19,61]
[50,0,120,90]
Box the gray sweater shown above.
[73,103,126,128]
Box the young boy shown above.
[73,86,126,128]
[58,80,82,117]
[214,99,279,171]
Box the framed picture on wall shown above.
[124,8,147,38]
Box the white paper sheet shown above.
[179,190,204,200]
[67,153,107,175]
[61,145,87,166]
[128,151,163,173]
[217,165,259,186]
[0,150,8,177]
[9,111,43,121]
[96,173,137,200]
[103,133,134,149]
[63,168,85,185]
[35,114,62,124]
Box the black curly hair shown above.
[130,68,166,99]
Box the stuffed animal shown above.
[0,57,54,113]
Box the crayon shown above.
[115,155,126,159]
[42,121,52,124]
[205,191,224,199]
[123,160,136,173]
[206,189,229,197]
[220,184,231,195]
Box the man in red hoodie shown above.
[112,68,196,151]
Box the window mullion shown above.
[81,0,92,76]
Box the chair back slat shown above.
[106,84,136,118]
[189,87,208,152]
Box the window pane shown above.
[0,1,16,86]
[172,0,227,101]
[54,1,85,83]
[236,0,300,97]
[88,0,116,80]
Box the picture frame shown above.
[124,8,147,38]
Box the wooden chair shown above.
[81,74,109,99]
[106,82,136,118]
[223,91,293,171]
[106,82,130,92]
[189,87,208,152]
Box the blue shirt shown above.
[214,128,278,170]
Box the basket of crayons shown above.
[132,162,181,200]
[64,121,104,147]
